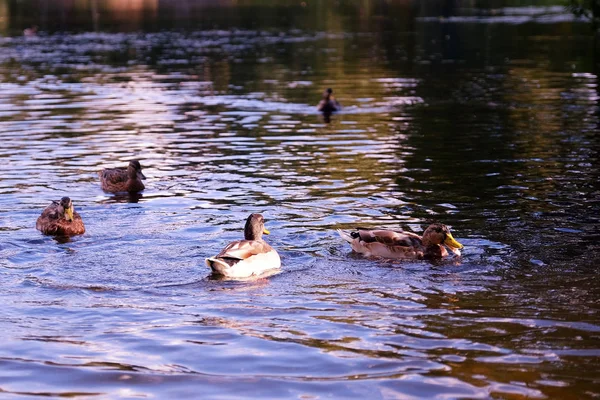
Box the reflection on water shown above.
[1,1,599,399]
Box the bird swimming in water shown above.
[23,25,38,37]
[317,88,341,113]
[206,213,281,279]
[98,160,146,193]
[337,223,463,260]
[36,197,85,236]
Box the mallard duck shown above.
[98,160,146,193]
[317,88,341,113]
[206,213,281,278]
[337,223,463,260]
[36,197,85,236]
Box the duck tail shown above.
[205,257,230,275]
[336,229,354,244]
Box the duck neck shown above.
[127,167,138,180]
[424,244,447,259]
[244,225,262,241]
[421,236,436,247]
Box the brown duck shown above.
[317,88,342,113]
[36,197,85,236]
[206,213,281,278]
[338,223,463,260]
[98,160,146,193]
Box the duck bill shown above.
[263,228,270,235]
[65,206,74,222]
[138,171,147,180]
[444,233,463,250]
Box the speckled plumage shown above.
[98,160,146,193]
[36,197,85,236]
[338,223,463,260]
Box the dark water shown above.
[1,1,599,398]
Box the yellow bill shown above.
[263,227,270,235]
[65,206,74,222]
[444,233,463,249]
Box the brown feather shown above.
[99,168,145,193]
[36,202,85,236]
[339,223,461,260]
[317,88,341,112]
[356,229,421,247]
[99,161,146,193]
[216,240,274,261]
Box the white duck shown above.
[206,213,281,278]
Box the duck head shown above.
[244,213,270,240]
[127,160,146,181]
[422,223,463,253]
[60,197,75,221]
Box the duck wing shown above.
[39,200,62,220]
[99,167,128,184]
[317,99,327,111]
[338,228,424,259]
[355,228,422,247]
[216,239,274,260]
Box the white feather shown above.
[206,250,281,279]
[336,229,354,243]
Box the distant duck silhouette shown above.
[36,197,85,236]
[317,88,341,113]
[98,160,146,193]
[23,26,38,37]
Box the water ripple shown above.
[1,14,599,400]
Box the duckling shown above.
[36,197,85,236]
[317,88,342,113]
[337,223,463,260]
[206,213,281,278]
[98,160,146,193]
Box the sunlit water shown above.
[1,3,599,399]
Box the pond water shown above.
[1,1,599,399]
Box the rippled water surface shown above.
[1,2,599,399]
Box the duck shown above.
[23,25,38,37]
[98,160,146,193]
[337,223,463,260]
[206,213,281,278]
[36,197,85,236]
[317,88,342,113]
